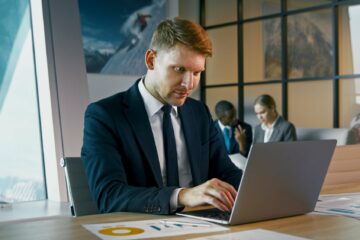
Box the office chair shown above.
[60,157,99,216]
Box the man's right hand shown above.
[235,125,247,155]
[178,178,237,212]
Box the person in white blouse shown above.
[253,94,297,143]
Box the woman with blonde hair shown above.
[253,94,297,143]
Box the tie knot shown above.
[162,105,172,115]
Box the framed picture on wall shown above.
[263,4,333,80]
[78,0,177,76]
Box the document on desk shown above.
[315,192,360,219]
[228,153,247,170]
[82,217,227,240]
[188,229,310,240]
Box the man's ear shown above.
[145,49,156,70]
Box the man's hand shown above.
[178,178,237,212]
[234,125,247,155]
[234,125,246,143]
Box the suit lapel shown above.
[178,103,202,185]
[123,82,163,186]
[230,126,237,152]
[257,127,265,143]
[270,128,280,142]
[269,116,283,142]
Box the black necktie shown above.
[162,105,179,187]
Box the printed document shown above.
[83,217,227,240]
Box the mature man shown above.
[81,18,242,215]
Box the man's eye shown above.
[174,67,185,72]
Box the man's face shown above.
[144,44,206,106]
[220,109,236,126]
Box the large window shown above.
[202,0,360,141]
[0,0,46,202]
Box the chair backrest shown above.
[60,157,99,216]
[296,128,355,145]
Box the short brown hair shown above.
[150,18,212,57]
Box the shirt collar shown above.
[261,115,279,131]
[138,77,178,117]
[218,120,231,131]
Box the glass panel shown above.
[287,0,332,11]
[339,5,360,75]
[244,17,282,82]
[0,0,46,202]
[287,9,333,79]
[206,26,237,85]
[244,83,282,127]
[243,0,281,19]
[288,80,333,128]
[339,78,360,129]
[205,0,237,26]
[206,86,238,119]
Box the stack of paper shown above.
[315,192,360,219]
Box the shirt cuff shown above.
[170,188,184,213]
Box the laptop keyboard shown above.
[187,208,231,221]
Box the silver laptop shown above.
[177,140,337,225]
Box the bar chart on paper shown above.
[82,217,227,240]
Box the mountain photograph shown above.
[264,10,333,79]
[78,0,168,75]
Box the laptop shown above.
[177,140,337,225]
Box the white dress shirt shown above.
[261,116,279,143]
[138,79,192,210]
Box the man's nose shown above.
[181,72,194,89]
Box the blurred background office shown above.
[1,0,360,212]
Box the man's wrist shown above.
[170,188,184,213]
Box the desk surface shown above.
[0,183,359,240]
[321,182,360,194]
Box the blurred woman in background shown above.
[253,94,297,143]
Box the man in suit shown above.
[81,18,242,215]
[214,100,253,157]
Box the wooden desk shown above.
[321,182,360,194]
[1,211,359,240]
[1,184,359,240]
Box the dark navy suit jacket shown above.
[81,80,242,215]
[214,120,253,157]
